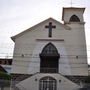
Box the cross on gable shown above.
[45,22,56,37]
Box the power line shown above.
[0,53,89,58]
[12,60,87,64]
[0,26,90,38]
[12,63,88,68]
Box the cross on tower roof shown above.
[69,0,74,7]
[45,22,56,37]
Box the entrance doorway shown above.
[39,43,60,73]
[39,76,57,90]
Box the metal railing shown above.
[40,68,58,73]
[0,80,90,90]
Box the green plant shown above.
[85,75,90,83]
[0,72,11,90]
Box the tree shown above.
[79,76,90,90]
[0,72,11,90]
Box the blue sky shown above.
[0,0,90,63]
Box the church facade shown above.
[11,7,88,90]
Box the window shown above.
[41,43,58,55]
[39,43,60,73]
[39,76,57,90]
[69,15,80,22]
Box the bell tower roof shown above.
[62,7,85,24]
[62,7,85,21]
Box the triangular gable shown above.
[11,17,71,42]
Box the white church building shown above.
[11,7,88,90]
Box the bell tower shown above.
[62,7,88,76]
[62,7,85,24]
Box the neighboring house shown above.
[0,58,12,65]
[11,7,88,90]
[1,65,12,74]
[0,65,7,73]
[0,58,12,74]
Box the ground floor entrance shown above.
[39,76,57,90]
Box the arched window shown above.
[39,76,57,90]
[39,43,60,73]
[69,15,80,22]
[41,42,59,55]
